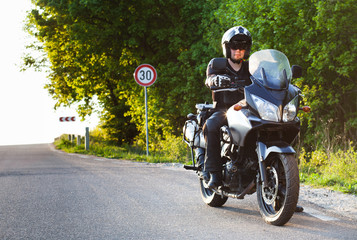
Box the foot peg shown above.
[183,165,199,171]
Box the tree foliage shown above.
[24,0,356,150]
[214,0,357,149]
[303,0,357,149]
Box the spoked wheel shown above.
[257,153,299,226]
[199,177,228,207]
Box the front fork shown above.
[256,142,268,184]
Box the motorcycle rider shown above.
[203,26,252,189]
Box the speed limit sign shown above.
[134,64,157,87]
[133,64,158,156]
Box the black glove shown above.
[213,75,231,87]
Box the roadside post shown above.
[85,127,90,151]
[134,64,157,156]
[77,134,81,145]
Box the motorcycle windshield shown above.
[249,49,292,90]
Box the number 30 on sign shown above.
[134,64,157,87]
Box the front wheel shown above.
[257,154,299,226]
[199,178,228,207]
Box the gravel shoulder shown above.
[299,184,357,220]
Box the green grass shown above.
[298,145,357,195]
[300,172,357,194]
[54,134,191,164]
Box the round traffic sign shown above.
[134,64,157,87]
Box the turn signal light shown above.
[301,106,311,113]
[233,104,243,111]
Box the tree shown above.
[302,0,357,149]
[24,0,218,145]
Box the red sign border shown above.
[134,64,157,87]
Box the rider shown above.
[203,26,252,189]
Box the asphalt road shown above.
[0,144,356,239]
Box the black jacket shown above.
[205,59,251,109]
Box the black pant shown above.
[203,110,227,172]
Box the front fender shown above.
[257,142,295,162]
[256,141,295,184]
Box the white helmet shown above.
[221,26,252,61]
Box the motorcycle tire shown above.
[199,178,228,207]
[257,153,299,226]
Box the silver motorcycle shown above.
[183,49,310,226]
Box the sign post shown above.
[134,64,157,156]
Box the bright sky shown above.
[0,1,99,146]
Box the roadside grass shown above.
[299,146,357,195]
[54,134,191,164]
[54,134,357,195]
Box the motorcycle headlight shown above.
[251,95,280,122]
[283,96,298,122]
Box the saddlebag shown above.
[183,120,205,148]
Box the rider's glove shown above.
[213,75,231,87]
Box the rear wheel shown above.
[257,154,299,226]
[199,178,228,207]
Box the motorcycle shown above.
[183,49,310,226]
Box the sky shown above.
[0,1,100,146]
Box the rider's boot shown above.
[198,162,209,182]
[196,148,209,182]
[198,161,209,182]
[207,171,222,189]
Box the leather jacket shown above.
[205,59,251,109]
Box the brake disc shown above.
[262,167,279,205]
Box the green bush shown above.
[299,143,357,194]
[152,134,191,163]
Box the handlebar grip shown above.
[210,80,246,90]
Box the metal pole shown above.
[77,135,81,146]
[85,127,90,151]
[145,86,149,156]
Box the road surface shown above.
[0,144,356,239]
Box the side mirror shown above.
[211,58,227,71]
[291,65,302,78]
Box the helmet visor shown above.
[228,41,249,50]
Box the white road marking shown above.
[303,207,340,221]
[93,158,105,161]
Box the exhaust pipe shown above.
[214,180,255,199]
